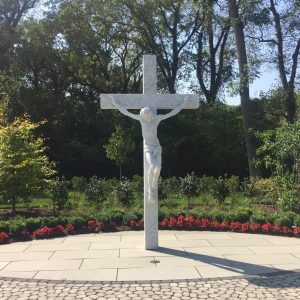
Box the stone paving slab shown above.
[2,259,82,272]
[0,231,300,282]
[34,269,117,281]
[117,266,201,281]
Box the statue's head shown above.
[140,107,153,122]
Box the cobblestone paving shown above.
[0,271,299,300]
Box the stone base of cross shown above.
[101,55,199,249]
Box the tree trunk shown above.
[12,196,16,214]
[227,0,261,177]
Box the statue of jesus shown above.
[108,96,191,203]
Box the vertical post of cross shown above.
[143,55,159,249]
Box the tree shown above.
[188,0,234,103]
[227,0,261,177]
[104,125,135,179]
[0,115,56,213]
[0,0,40,69]
[122,0,201,93]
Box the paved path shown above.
[0,231,300,281]
[0,272,299,299]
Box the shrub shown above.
[69,216,86,231]
[250,213,267,224]
[110,211,125,225]
[211,176,229,204]
[294,215,300,227]
[161,177,180,197]
[0,221,9,232]
[233,208,253,223]
[226,175,240,193]
[179,172,199,198]
[197,175,215,194]
[25,218,42,232]
[71,176,87,192]
[275,212,296,228]
[85,176,106,204]
[278,190,300,213]
[242,177,275,198]
[9,219,26,236]
[132,175,143,194]
[112,177,133,205]
[49,177,69,212]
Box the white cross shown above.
[101,55,199,249]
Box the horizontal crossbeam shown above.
[100,94,199,109]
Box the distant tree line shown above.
[0,0,299,179]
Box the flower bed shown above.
[0,214,300,245]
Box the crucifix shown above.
[100,55,199,249]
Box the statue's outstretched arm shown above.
[108,97,140,121]
[158,96,192,121]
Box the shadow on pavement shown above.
[152,247,300,287]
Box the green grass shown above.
[0,190,280,220]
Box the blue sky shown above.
[225,69,279,106]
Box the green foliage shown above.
[179,172,199,198]
[9,218,26,236]
[112,177,134,206]
[0,115,56,212]
[132,175,143,194]
[256,121,300,184]
[197,175,216,194]
[250,212,267,224]
[71,176,87,192]
[275,212,296,228]
[0,221,9,232]
[25,217,42,232]
[160,177,180,198]
[104,125,135,178]
[242,177,275,198]
[278,191,300,214]
[84,176,106,205]
[232,208,253,223]
[49,177,69,213]
[226,175,240,193]
[211,176,230,204]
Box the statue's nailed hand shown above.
[107,96,116,107]
[184,96,193,106]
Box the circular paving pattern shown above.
[0,271,299,300]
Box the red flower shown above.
[0,231,9,244]
[160,218,169,228]
[199,218,211,230]
[169,217,177,227]
[261,223,272,233]
[250,223,261,232]
[138,219,144,228]
[87,220,96,232]
[98,221,105,231]
[130,220,137,228]
[273,224,281,233]
[54,225,66,236]
[294,227,300,237]
[184,216,196,229]
[66,224,74,234]
[33,226,54,239]
[230,222,241,232]
[241,222,250,232]
[281,226,293,235]
[220,221,229,230]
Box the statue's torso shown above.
[140,118,160,148]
